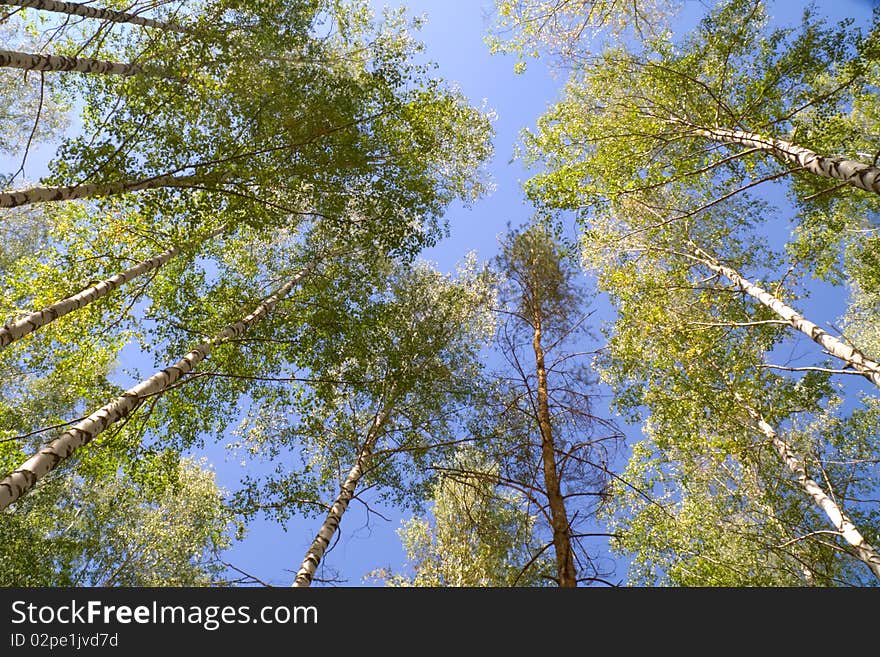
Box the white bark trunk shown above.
[0,226,224,350]
[0,173,200,209]
[0,1,184,32]
[747,406,880,580]
[0,265,312,511]
[696,251,880,389]
[0,49,148,76]
[292,406,391,587]
[694,126,880,196]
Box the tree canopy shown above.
[1,0,878,588]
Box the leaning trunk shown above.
[0,49,156,77]
[693,125,880,196]
[0,173,202,209]
[532,308,577,587]
[694,248,880,389]
[292,406,391,587]
[0,226,225,350]
[745,404,880,580]
[0,265,313,511]
[0,1,186,32]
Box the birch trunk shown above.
[0,1,185,33]
[532,307,577,587]
[0,265,312,511]
[695,250,880,389]
[0,173,201,209]
[0,226,225,350]
[0,49,152,77]
[693,126,880,196]
[292,406,391,587]
[746,405,880,580]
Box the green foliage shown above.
[488,0,678,65]
[0,21,71,165]
[516,0,880,585]
[0,457,232,586]
[0,0,494,587]
[5,0,876,588]
[227,253,494,532]
[496,222,582,328]
[373,449,550,587]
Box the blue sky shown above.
[215,0,878,586]
[2,0,878,586]
[213,0,567,586]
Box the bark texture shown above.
[696,250,880,389]
[0,48,149,76]
[532,307,577,587]
[0,266,312,511]
[746,405,880,580]
[292,407,391,587]
[695,126,880,196]
[0,226,224,350]
[0,173,200,208]
[0,1,184,32]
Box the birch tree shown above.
[0,197,230,460]
[567,190,880,583]
[3,0,493,258]
[746,403,880,579]
[292,402,392,587]
[0,252,316,510]
[1,1,493,539]
[507,0,880,584]
[0,1,185,32]
[519,0,878,257]
[0,206,233,586]
[0,223,225,350]
[222,255,493,586]
[0,1,495,589]
[0,203,156,489]
[0,48,160,76]
[689,246,880,389]
[0,20,71,170]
